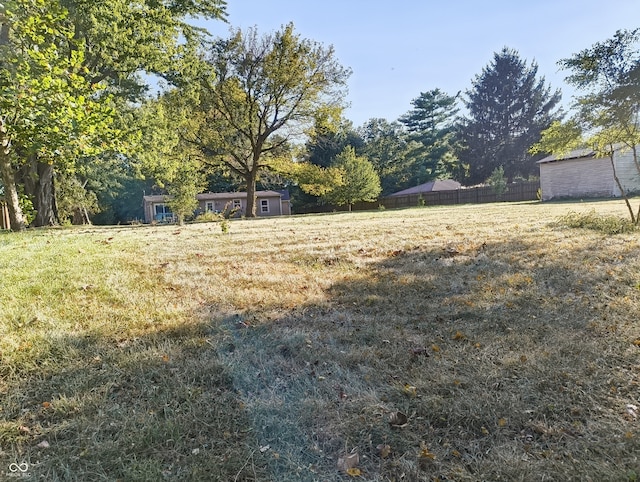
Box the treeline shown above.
[0,1,637,229]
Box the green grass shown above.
[1,200,640,481]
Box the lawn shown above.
[1,200,639,481]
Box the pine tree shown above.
[457,48,562,184]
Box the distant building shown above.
[143,190,291,223]
[388,180,462,197]
[537,147,640,201]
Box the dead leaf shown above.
[403,384,417,397]
[410,347,429,357]
[42,401,51,409]
[377,444,391,458]
[431,344,441,353]
[419,445,436,460]
[346,467,361,477]
[452,330,466,340]
[498,418,507,427]
[337,452,359,473]
[18,425,30,433]
[389,411,408,428]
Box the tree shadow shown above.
[214,237,640,481]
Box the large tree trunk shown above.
[22,155,58,227]
[0,121,26,232]
[245,171,258,218]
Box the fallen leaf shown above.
[389,411,408,427]
[410,347,429,357]
[403,384,417,397]
[377,444,391,458]
[419,446,436,460]
[481,426,490,435]
[19,425,30,433]
[498,418,507,427]
[431,344,441,353]
[337,452,359,473]
[452,330,465,340]
[346,468,361,477]
[42,401,51,409]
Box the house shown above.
[388,179,462,197]
[143,190,291,223]
[537,147,640,201]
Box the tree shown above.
[357,118,412,195]
[187,23,351,217]
[399,89,463,182]
[1,0,227,230]
[322,146,381,211]
[0,0,115,231]
[457,47,562,184]
[537,29,640,223]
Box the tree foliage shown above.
[322,146,381,211]
[399,89,462,183]
[186,23,351,217]
[457,47,562,184]
[543,29,640,223]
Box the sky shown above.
[201,0,640,127]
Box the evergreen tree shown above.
[457,48,562,184]
[399,89,462,183]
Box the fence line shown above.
[295,181,540,214]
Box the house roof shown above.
[143,190,285,203]
[537,148,597,164]
[389,179,461,197]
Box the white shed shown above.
[537,147,640,201]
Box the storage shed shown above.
[537,147,640,201]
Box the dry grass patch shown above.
[1,200,640,481]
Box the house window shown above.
[205,201,215,212]
[154,204,173,222]
[260,199,269,213]
[233,199,242,210]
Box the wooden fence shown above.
[295,181,541,214]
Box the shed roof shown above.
[389,179,461,197]
[537,148,597,164]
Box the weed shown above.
[557,209,638,234]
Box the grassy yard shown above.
[1,200,639,481]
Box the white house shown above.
[537,147,640,201]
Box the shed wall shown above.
[539,157,615,201]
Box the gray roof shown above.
[537,148,597,164]
[143,190,284,203]
[389,179,462,197]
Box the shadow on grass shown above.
[215,237,640,481]
[0,321,267,481]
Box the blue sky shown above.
[202,1,639,127]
